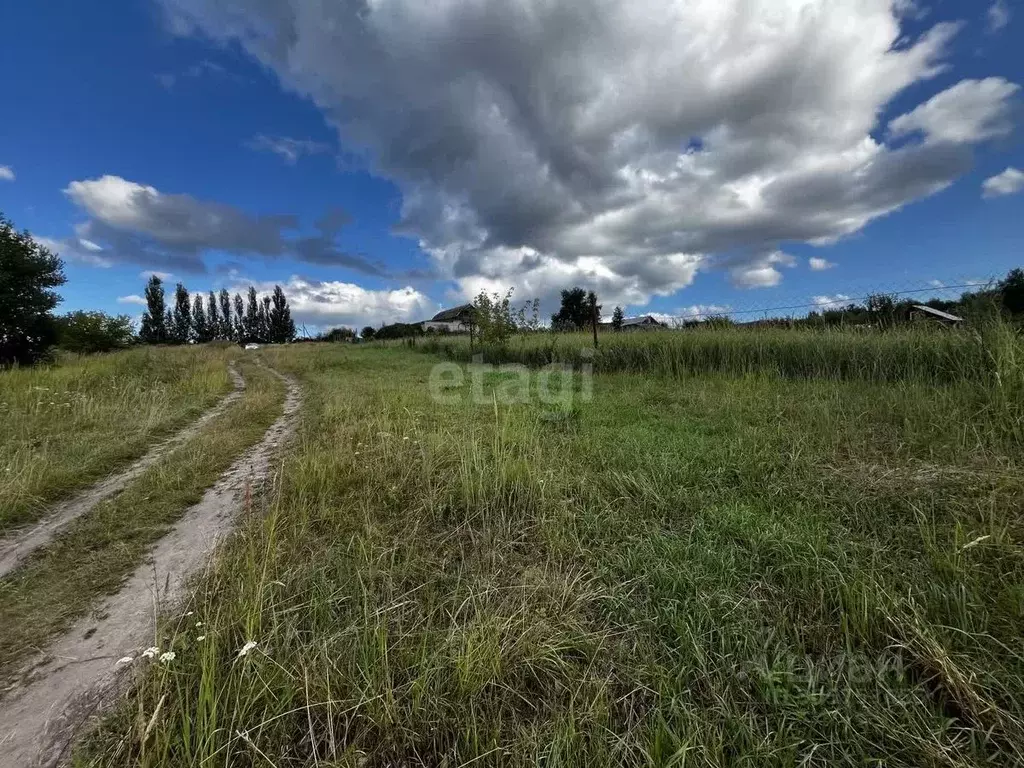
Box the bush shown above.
[56,311,135,355]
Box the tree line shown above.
[138,276,296,345]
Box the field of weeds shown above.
[0,345,238,532]
[76,331,1024,767]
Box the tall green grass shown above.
[0,345,236,531]
[78,345,1024,767]
[413,323,1021,385]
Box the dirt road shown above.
[0,364,247,580]
[0,365,300,768]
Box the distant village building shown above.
[421,304,475,333]
[620,315,668,331]
[911,305,964,326]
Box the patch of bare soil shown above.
[0,366,301,768]
[0,365,246,580]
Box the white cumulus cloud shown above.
[234,276,436,330]
[729,251,797,289]
[156,0,1019,304]
[117,295,148,306]
[813,294,853,308]
[982,167,1024,198]
[0,166,14,182]
[809,257,836,271]
[889,78,1019,144]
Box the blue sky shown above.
[1,0,1021,329]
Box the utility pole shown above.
[589,291,599,348]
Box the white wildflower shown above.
[236,640,258,658]
[159,651,176,664]
[116,656,134,666]
[141,646,159,660]
[195,621,203,627]
[403,436,410,441]
[196,635,206,641]
[185,611,194,617]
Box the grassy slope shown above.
[80,344,1024,767]
[0,346,238,532]
[0,356,285,682]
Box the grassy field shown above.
[0,346,238,532]
[414,323,1022,387]
[76,334,1024,767]
[0,357,285,682]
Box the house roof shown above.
[430,304,474,322]
[912,305,964,323]
[622,315,666,327]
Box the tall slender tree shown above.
[233,293,245,342]
[219,289,233,340]
[206,291,220,340]
[260,295,272,343]
[192,293,211,342]
[244,286,260,343]
[139,275,167,344]
[269,285,296,343]
[171,283,191,344]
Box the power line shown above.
[672,281,991,321]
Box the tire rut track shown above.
[0,364,246,580]
[0,364,301,768]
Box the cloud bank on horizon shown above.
[142,0,1019,313]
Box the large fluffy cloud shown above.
[60,175,386,275]
[238,276,436,329]
[161,0,1019,304]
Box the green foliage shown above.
[218,289,233,341]
[1000,268,1024,316]
[191,293,213,343]
[611,306,624,330]
[552,287,599,331]
[361,326,377,340]
[321,327,357,342]
[376,322,425,340]
[0,213,66,366]
[472,288,539,345]
[55,311,134,354]
[268,285,296,343]
[139,276,168,344]
[171,283,192,344]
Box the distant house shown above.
[421,304,475,333]
[620,315,668,331]
[911,304,964,326]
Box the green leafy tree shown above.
[139,275,168,344]
[269,285,295,343]
[322,327,356,342]
[219,289,233,340]
[56,311,134,354]
[171,283,192,344]
[612,305,624,331]
[552,287,599,331]
[0,214,66,366]
[361,326,377,340]
[1001,268,1024,317]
